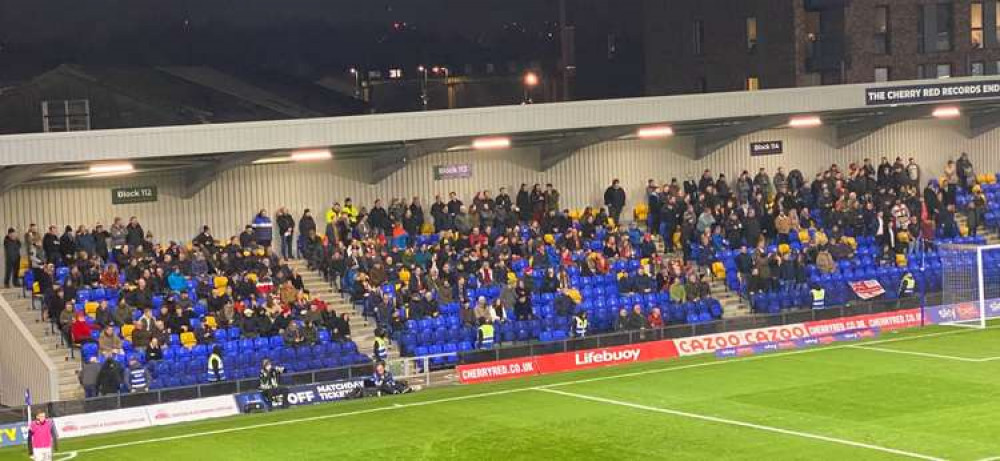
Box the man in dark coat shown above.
[604,179,626,225]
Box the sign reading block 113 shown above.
[111,186,158,205]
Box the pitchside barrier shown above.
[0,294,961,427]
[456,295,926,370]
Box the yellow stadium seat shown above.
[121,324,135,342]
[421,223,434,235]
[798,230,810,244]
[778,244,790,255]
[84,302,99,316]
[399,269,411,283]
[204,316,218,329]
[842,236,857,249]
[988,173,997,184]
[180,332,197,348]
[213,276,228,289]
[711,261,726,279]
[895,254,907,267]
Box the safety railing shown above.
[0,294,59,407]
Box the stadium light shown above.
[290,149,333,162]
[637,125,674,139]
[932,106,961,119]
[472,136,511,150]
[88,163,135,174]
[788,115,822,128]
[523,72,539,88]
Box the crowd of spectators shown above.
[642,154,982,300]
[1,153,992,395]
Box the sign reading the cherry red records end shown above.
[864,80,1000,105]
[749,141,783,156]
[111,186,158,205]
[433,164,472,180]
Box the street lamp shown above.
[418,65,429,110]
[523,71,539,104]
[432,66,450,79]
[348,67,360,99]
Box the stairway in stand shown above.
[286,260,398,363]
[955,214,1000,246]
[652,236,748,318]
[0,288,85,401]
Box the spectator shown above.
[98,325,124,356]
[276,207,295,259]
[626,304,647,330]
[79,356,101,398]
[604,179,626,224]
[126,358,150,393]
[3,227,21,288]
[96,355,124,395]
[252,209,273,247]
[647,307,664,328]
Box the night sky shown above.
[0,0,561,81]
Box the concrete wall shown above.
[2,119,998,243]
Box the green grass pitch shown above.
[2,323,998,460]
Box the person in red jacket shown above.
[647,307,665,329]
[70,313,97,356]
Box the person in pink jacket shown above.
[29,411,56,461]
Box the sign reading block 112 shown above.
[111,186,158,205]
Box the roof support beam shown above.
[181,151,274,199]
[369,138,458,184]
[965,109,1000,138]
[538,126,634,171]
[832,105,930,148]
[0,164,61,194]
[693,115,787,159]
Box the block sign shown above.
[111,186,158,205]
[433,164,472,180]
[749,141,783,156]
[864,80,1000,105]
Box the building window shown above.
[42,99,90,132]
[917,64,928,79]
[746,76,760,91]
[995,2,1000,46]
[746,17,758,52]
[937,63,952,78]
[936,2,953,52]
[607,33,618,58]
[389,68,403,79]
[917,7,926,53]
[693,20,704,55]
[874,67,890,82]
[972,1,984,48]
[874,6,890,54]
[972,61,985,75]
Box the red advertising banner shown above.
[804,308,923,336]
[673,323,812,357]
[535,340,679,374]
[457,357,539,384]
[457,340,680,384]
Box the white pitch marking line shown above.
[55,326,991,457]
[848,345,991,362]
[537,388,946,461]
[54,452,78,461]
